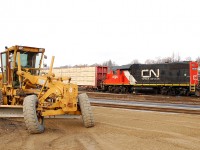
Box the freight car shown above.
[43,66,108,90]
[103,61,200,96]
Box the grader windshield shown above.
[17,52,42,68]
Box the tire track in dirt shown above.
[93,107,200,150]
[0,118,27,150]
[20,119,73,150]
[45,119,99,150]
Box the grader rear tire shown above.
[78,93,94,128]
[23,95,44,134]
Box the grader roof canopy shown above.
[4,45,45,53]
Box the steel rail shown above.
[86,92,200,105]
[90,99,200,115]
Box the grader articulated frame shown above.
[0,45,94,133]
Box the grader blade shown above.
[0,105,23,117]
[0,105,81,118]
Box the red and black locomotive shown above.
[103,61,200,96]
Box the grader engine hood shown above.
[60,84,78,112]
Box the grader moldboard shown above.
[0,45,94,133]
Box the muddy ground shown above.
[0,107,200,150]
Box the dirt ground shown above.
[0,107,200,150]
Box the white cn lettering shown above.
[141,69,159,78]
[112,75,118,79]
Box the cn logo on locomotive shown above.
[112,75,118,79]
[193,75,198,80]
[141,69,160,80]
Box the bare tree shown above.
[171,52,181,62]
[144,52,182,64]
[171,52,175,62]
[185,57,192,61]
[162,57,173,63]
[176,53,181,62]
[196,57,200,64]
[155,57,162,64]
[73,64,88,67]
[102,60,117,70]
[59,65,72,68]
[130,59,140,64]
[145,59,156,64]
[90,63,101,67]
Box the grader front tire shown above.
[78,93,94,128]
[23,95,44,134]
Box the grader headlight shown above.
[39,48,44,52]
[18,46,23,50]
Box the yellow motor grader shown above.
[0,45,94,133]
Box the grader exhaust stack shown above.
[0,45,94,133]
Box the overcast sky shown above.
[0,0,200,67]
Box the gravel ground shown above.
[0,106,200,150]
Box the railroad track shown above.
[90,99,200,115]
[1,92,199,117]
[81,92,200,114]
[86,92,200,105]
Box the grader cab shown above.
[0,45,94,133]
